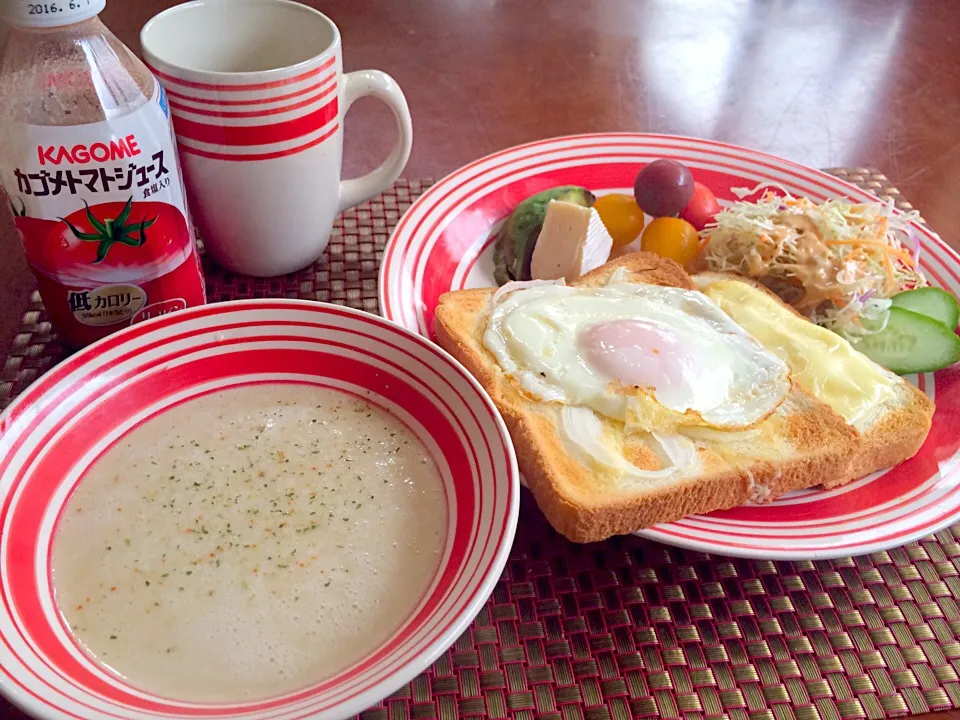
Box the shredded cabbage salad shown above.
[700,183,928,338]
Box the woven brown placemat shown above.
[2,171,959,720]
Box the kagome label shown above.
[0,81,206,347]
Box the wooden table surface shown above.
[2,1,960,718]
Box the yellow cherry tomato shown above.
[593,193,646,250]
[640,217,700,268]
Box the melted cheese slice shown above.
[698,278,899,430]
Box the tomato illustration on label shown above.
[39,197,193,285]
[12,195,193,285]
[59,196,156,264]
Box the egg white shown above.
[482,279,791,432]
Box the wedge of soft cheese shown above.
[530,200,613,282]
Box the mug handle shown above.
[338,70,413,213]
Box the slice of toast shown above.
[695,271,934,485]
[434,253,861,542]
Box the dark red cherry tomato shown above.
[633,159,694,217]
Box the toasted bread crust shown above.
[695,271,935,486]
[435,253,867,543]
[825,385,933,487]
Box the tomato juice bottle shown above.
[0,0,206,348]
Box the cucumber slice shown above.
[891,287,960,330]
[852,306,960,374]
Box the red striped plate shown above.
[378,132,960,560]
[0,300,519,719]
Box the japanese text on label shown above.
[13,150,170,200]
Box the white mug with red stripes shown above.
[140,0,413,277]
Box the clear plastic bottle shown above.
[0,0,206,348]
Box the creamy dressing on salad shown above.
[702,187,927,334]
[52,384,447,702]
[776,213,838,311]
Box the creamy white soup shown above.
[52,384,448,702]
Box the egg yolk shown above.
[579,319,694,391]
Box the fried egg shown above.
[482,278,791,432]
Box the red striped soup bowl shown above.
[0,300,519,720]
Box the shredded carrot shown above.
[825,239,862,247]
[825,238,903,288]
[825,238,915,266]
[873,243,915,267]
[890,247,916,267]
[882,248,896,291]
